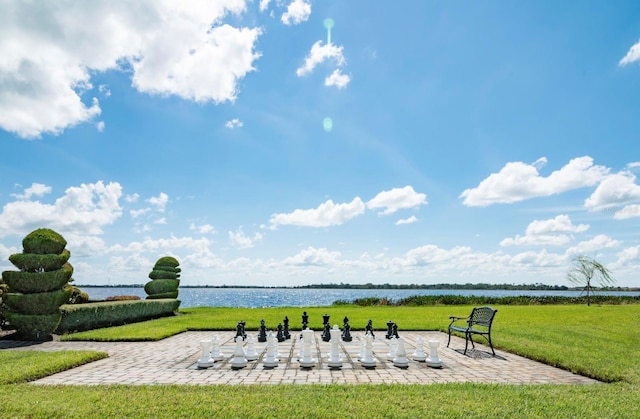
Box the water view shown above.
[79,287,640,309]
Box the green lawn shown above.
[2,303,639,418]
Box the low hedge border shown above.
[56,299,181,334]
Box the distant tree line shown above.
[295,282,570,290]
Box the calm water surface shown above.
[79,287,640,308]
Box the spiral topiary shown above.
[1,228,73,340]
[144,256,180,299]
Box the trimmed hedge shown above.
[148,269,178,280]
[22,228,67,255]
[9,250,71,272]
[2,263,74,294]
[6,312,61,341]
[3,287,72,315]
[146,291,179,299]
[56,299,181,334]
[144,279,180,295]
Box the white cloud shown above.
[619,39,640,66]
[501,234,571,247]
[366,186,427,215]
[108,235,211,254]
[396,215,418,225]
[584,172,640,210]
[229,227,263,249]
[460,156,609,206]
[564,234,621,259]
[281,0,311,26]
[626,162,640,169]
[296,41,345,77]
[614,204,640,220]
[125,193,139,203]
[96,121,105,132]
[324,69,350,89]
[0,1,261,138]
[610,245,640,269]
[283,247,341,266]
[225,118,244,129]
[270,197,365,228]
[154,217,167,225]
[130,208,151,218]
[0,180,123,238]
[11,183,52,200]
[190,223,216,234]
[147,192,169,212]
[501,214,589,247]
[259,0,271,12]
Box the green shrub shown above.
[68,286,90,304]
[57,299,181,333]
[144,279,179,295]
[105,295,141,301]
[146,290,179,299]
[2,263,73,294]
[6,312,61,340]
[148,269,178,280]
[154,256,179,268]
[9,250,71,272]
[22,228,67,255]
[3,287,72,315]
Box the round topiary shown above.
[3,287,72,315]
[22,228,67,255]
[9,250,71,272]
[148,269,178,280]
[2,263,74,294]
[154,256,180,268]
[144,279,179,295]
[5,312,61,341]
[146,290,179,299]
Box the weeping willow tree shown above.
[567,255,615,306]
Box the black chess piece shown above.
[385,321,394,339]
[342,317,352,342]
[283,316,291,340]
[322,322,331,342]
[365,319,375,339]
[301,311,309,332]
[276,323,285,342]
[235,321,246,341]
[258,319,267,342]
[392,322,399,339]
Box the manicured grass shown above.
[0,350,107,384]
[2,383,639,418]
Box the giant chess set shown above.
[193,312,443,371]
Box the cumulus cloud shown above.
[564,234,621,259]
[0,1,261,138]
[270,197,365,228]
[500,215,589,247]
[225,118,243,129]
[460,156,609,206]
[296,41,345,77]
[147,192,169,212]
[108,235,211,254]
[283,247,341,266]
[281,0,311,25]
[125,193,139,203]
[229,227,263,249]
[11,183,52,200]
[190,223,216,234]
[366,186,427,215]
[395,215,418,225]
[130,208,151,218]
[324,69,350,89]
[610,245,640,269]
[614,204,640,220]
[584,172,640,210]
[0,180,123,238]
[259,0,271,12]
[619,39,640,66]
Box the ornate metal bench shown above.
[447,306,497,356]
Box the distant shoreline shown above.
[76,283,640,292]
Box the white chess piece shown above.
[426,339,443,368]
[387,336,398,361]
[197,339,214,368]
[230,337,247,369]
[327,325,343,368]
[299,328,316,368]
[262,332,279,368]
[359,332,377,368]
[412,336,427,362]
[210,335,224,361]
[245,335,259,361]
[393,337,410,368]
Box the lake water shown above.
[78,287,640,308]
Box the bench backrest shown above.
[468,306,497,328]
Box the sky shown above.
[1,0,640,288]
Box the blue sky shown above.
[1,0,640,287]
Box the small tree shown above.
[567,255,615,306]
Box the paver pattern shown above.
[1,331,599,385]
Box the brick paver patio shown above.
[1,331,599,385]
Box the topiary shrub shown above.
[144,256,180,300]
[67,286,90,304]
[1,228,74,340]
[105,295,141,301]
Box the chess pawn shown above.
[412,336,427,362]
[197,340,214,368]
[210,334,224,361]
[387,336,398,361]
[360,333,377,368]
[327,325,343,368]
[245,335,259,361]
[263,332,279,368]
[276,323,285,342]
[299,328,316,368]
[230,337,247,369]
[393,337,410,368]
[235,321,245,342]
[426,339,443,368]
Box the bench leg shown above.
[447,329,452,348]
[487,334,495,356]
[463,332,470,355]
